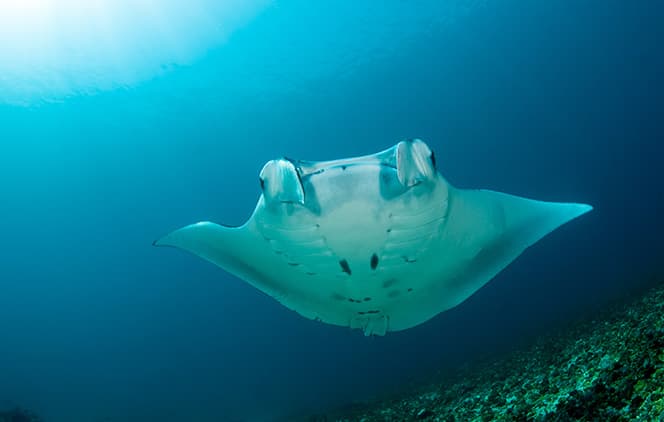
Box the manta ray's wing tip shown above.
[152,221,212,248]
[580,203,593,213]
[551,201,593,226]
[572,202,594,218]
[152,237,167,247]
[152,234,175,248]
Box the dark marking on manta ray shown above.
[388,290,401,298]
[306,271,317,276]
[366,310,380,314]
[259,177,265,190]
[408,288,413,292]
[339,259,352,275]
[386,228,392,233]
[341,165,347,171]
[287,262,300,267]
[348,298,362,303]
[382,278,397,288]
[332,293,345,301]
[357,311,366,315]
[402,256,417,263]
[364,297,371,302]
[370,253,379,270]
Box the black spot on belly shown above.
[366,310,380,314]
[383,278,397,288]
[402,256,417,263]
[370,253,379,270]
[332,293,345,301]
[339,259,352,275]
[287,262,300,267]
[407,288,413,292]
[363,297,372,302]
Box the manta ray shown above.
[155,139,592,335]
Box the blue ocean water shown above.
[0,1,662,421]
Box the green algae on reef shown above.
[314,282,664,421]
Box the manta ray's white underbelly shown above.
[256,192,448,336]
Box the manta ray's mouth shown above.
[259,139,437,208]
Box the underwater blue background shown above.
[0,0,662,421]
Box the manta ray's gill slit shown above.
[383,237,427,248]
[357,310,381,315]
[388,216,445,234]
[266,232,323,245]
[389,205,443,220]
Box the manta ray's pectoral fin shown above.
[441,188,593,310]
[153,221,281,295]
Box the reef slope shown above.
[317,282,664,421]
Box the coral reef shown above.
[322,282,664,421]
